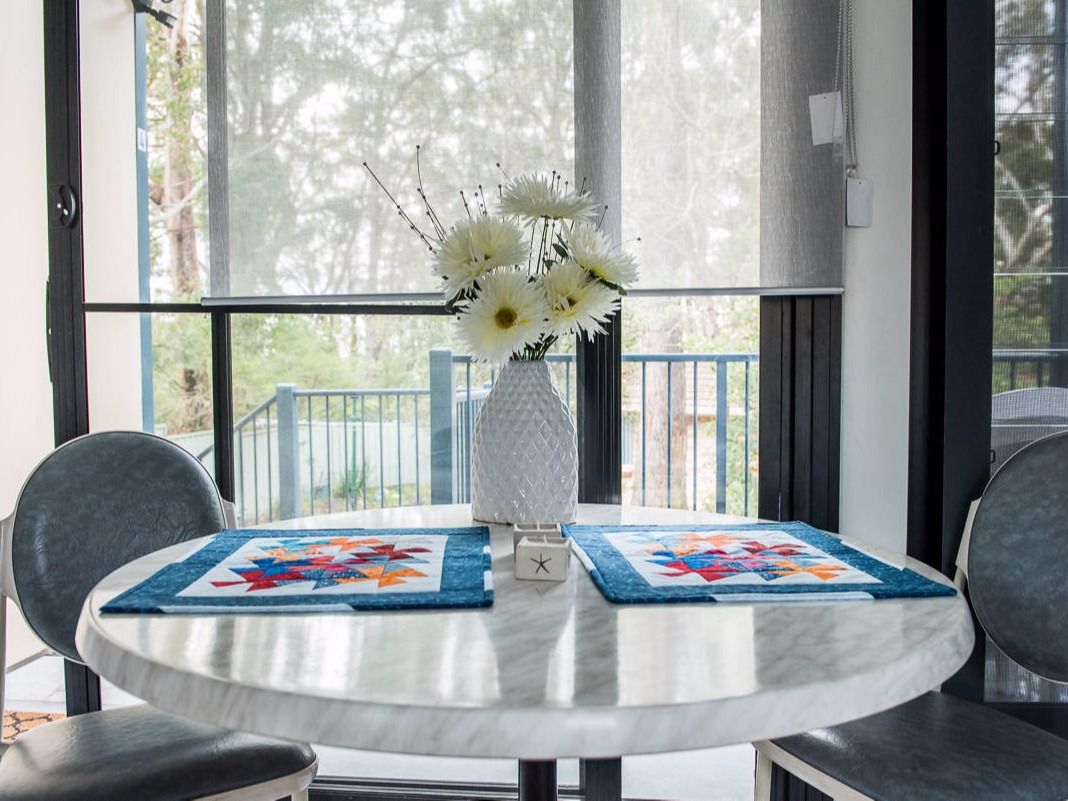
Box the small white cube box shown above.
[513,524,570,582]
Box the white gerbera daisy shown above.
[565,222,639,287]
[499,174,599,223]
[458,269,550,363]
[543,260,620,340]
[434,216,528,300]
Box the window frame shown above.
[44,2,850,786]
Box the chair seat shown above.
[0,704,317,801]
[770,691,1068,801]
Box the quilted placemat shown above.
[101,527,493,614]
[562,522,956,603]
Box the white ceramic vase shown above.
[470,359,578,524]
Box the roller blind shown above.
[194,0,845,300]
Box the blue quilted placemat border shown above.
[563,521,956,604]
[101,527,493,614]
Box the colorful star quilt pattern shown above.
[563,522,956,604]
[101,527,493,614]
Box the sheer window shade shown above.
[194,0,844,301]
[760,0,844,290]
[207,0,575,300]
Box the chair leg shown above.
[289,792,309,801]
[753,749,773,801]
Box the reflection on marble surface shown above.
[77,505,973,759]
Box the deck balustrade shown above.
[194,349,760,524]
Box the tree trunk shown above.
[156,11,210,432]
[642,311,688,508]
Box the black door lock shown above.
[48,184,78,229]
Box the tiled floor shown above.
[4,653,756,800]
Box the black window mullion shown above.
[44,0,88,448]
[574,0,622,506]
[43,0,101,717]
[211,311,236,502]
[573,2,623,796]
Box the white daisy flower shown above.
[458,269,550,363]
[565,222,639,287]
[434,216,528,300]
[543,260,620,340]
[499,174,599,223]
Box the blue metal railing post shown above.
[429,349,456,504]
[277,383,301,520]
[716,360,728,513]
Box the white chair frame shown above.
[0,468,315,801]
[751,500,980,801]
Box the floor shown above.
[4,647,756,800]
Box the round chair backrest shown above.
[969,429,1068,683]
[11,431,227,661]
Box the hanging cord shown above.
[834,0,860,174]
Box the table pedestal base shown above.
[517,758,622,801]
[580,758,622,801]
[519,760,557,801]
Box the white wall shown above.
[81,0,144,430]
[0,3,55,665]
[0,4,54,514]
[0,2,143,513]
[839,0,913,551]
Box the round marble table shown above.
[76,504,973,793]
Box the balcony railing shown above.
[193,349,759,524]
[993,349,1065,389]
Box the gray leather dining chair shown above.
[753,429,1068,801]
[0,431,318,801]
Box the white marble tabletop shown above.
[76,504,973,760]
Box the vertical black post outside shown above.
[211,311,235,501]
[44,0,101,717]
[574,2,623,798]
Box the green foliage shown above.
[147,0,764,508]
[151,312,212,433]
[993,0,1064,393]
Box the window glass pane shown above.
[217,0,574,298]
[85,310,217,461]
[991,0,1068,703]
[621,295,759,516]
[81,2,211,304]
[144,3,210,305]
[225,313,574,524]
[621,0,760,290]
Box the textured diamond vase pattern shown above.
[470,360,578,524]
